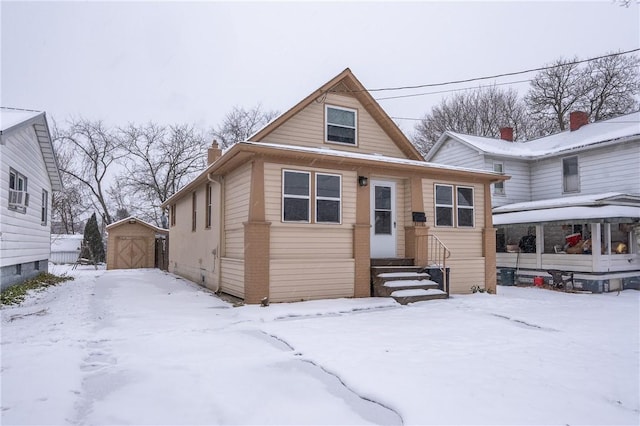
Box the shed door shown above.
[370,180,396,258]
[116,237,146,269]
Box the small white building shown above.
[426,111,640,292]
[0,108,62,290]
[50,234,83,264]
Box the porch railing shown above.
[427,234,451,294]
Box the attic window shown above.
[326,105,357,145]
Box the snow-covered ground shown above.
[1,265,638,425]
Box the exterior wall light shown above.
[358,176,368,187]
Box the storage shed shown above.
[106,217,168,270]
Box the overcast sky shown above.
[2,1,638,136]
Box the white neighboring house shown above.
[50,234,83,264]
[426,111,640,292]
[0,108,63,290]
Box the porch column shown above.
[244,159,271,304]
[536,225,544,269]
[483,183,497,294]
[353,169,371,298]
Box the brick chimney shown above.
[499,127,514,142]
[569,111,589,131]
[207,140,222,165]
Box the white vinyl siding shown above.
[0,125,53,268]
[484,156,531,207]
[259,93,406,158]
[429,139,484,169]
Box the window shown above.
[316,173,341,223]
[205,183,212,229]
[435,184,475,228]
[15,264,22,275]
[457,186,475,227]
[435,184,453,226]
[170,204,176,227]
[8,169,28,212]
[563,156,579,193]
[326,105,357,145]
[41,190,48,225]
[493,162,505,195]
[283,171,310,222]
[191,192,197,231]
[34,261,40,271]
[374,186,392,234]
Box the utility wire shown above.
[350,48,640,94]
[375,79,532,101]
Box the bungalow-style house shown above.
[161,69,507,304]
[0,108,63,290]
[425,111,640,292]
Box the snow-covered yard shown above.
[1,266,638,425]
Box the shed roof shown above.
[427,111,640,161]
[0,107,63,191]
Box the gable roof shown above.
[106,216,169,234]
[249,68,424,161]
[426,111,640,161]
[0,107,63,191]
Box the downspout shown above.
[207,173,224,292]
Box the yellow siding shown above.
[224,162,251,259]
[264,162,357,226]
[270,259,355,302]
[261,93,406,158]
[422,178,486,294]
[220,258,244,298]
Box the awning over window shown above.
[493,205,640,226]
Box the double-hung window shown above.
[457,187,475,227]
[205,183,212,229]
[41,190,48,225]
[283,170,310,222]
[316,173,341,223]
[493,162,505,195]
[326,105,357,145]
[435,184,454,227]
[562,156,579,193]
[8,169,28,213]
[435,184,475,227]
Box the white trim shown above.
[325,104,358,146]
[282,170,311,223]
[315,172,342,224]
[562,155,580,194]
[492,162,505,195]
[456,186,475,228]
[434,184,454,227]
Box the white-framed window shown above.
[435,184,475,228]
[41,190,48,225]
[282,170,310,222]
[191,192,197,231]
[457,186,475,227]
[435,184,454,227]
[316,173,341,224]
[493,162,505,195]
[8,168,28,213]
[325,105,357,145]
[205,183,212,229]
[562,156,579,193]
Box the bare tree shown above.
[412,86,532,156]
[525,53,639,133]
[54,119,122,226]
[525,57,592,133]
[584,53,640,121]
[210,104,279,149]
[116,123,207,225]
[50,141,89,234]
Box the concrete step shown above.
[371,266,427,276]
[374,278,438,297]
[391,288,448,305]
[370,258,414,267]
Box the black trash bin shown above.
[500,268,515,286]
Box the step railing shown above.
[427,234,451,295]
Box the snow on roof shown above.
[106,216,168,234]
[493,205,640,226]
[493,192,639,214]
[51,234,83,251]
[443,111,640,159]
[242,141,503,177]
[0,107,43,132]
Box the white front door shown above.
[370,180,396,258]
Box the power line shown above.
[375,79,532,101]
[354,48,640,94]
